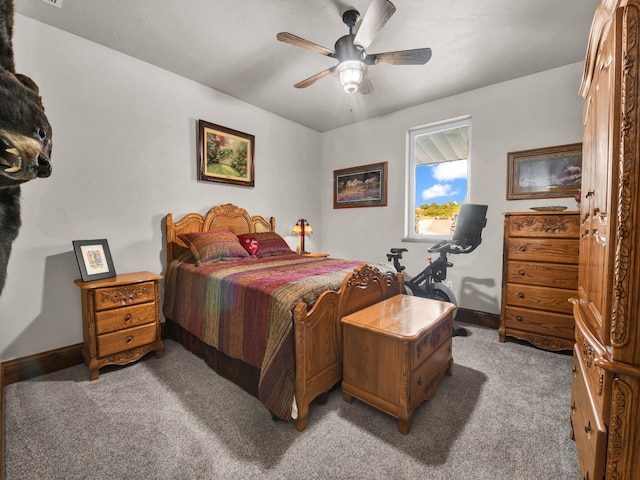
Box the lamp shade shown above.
[338,60,366,93]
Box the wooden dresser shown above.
[570,2,640,479]
[499,211,579,351]
[74,271,164,380]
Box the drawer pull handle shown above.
[518,270,526,276]
[516,315,523,322]
[583,473,589,480]
[519,246,527,253]
[126,335,133,344]
[571,402,576,411]
[584,421,591,433]
[124,314,132,322]
[417,377,422,386]
[518,292,525,299]
[572,366,577,374]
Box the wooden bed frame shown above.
[163,203,403,431]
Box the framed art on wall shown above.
[333,162,388,209]
[72,239,116,282]
[506,143,582,200]
[198,119,255,187]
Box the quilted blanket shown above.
[163,253,365,419]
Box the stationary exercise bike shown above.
[387,204,488,337]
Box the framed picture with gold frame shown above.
[198,119,255,187]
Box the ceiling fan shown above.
[276,0,432,94]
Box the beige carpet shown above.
[4,325,578,479]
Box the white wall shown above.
[0,15,585,362]
[0,16,322,362]
[320,63,584,315]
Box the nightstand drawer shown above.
[94,281,156,311]
[411,316,451,367]
[410,336,452,406]
[96,303,157,335]
[97,323,157,358]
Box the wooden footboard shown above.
[292,264,403,431]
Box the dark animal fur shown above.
[0,0,52,295]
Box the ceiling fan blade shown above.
[353,0,396,49]
[294,66,338,89]
[365,48,432,65]
[276,32,336,57]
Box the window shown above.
[406,116,471,240]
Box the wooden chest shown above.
[75,271,164,380]
[499,211,579,351]
[341,295,455,434]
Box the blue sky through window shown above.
[415,159,468,207]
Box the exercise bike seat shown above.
[428,204,488,255]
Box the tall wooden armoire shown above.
[571,1,640,479]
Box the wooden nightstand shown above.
[302,252,329,258]
[74,271,164,380]
[341,295,455,434]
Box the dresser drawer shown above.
[94,281,156,311]
[571,347,607,480]
[506,261,578,289]
[410,336,452,408]
[97,323,157,358]
[507,214,580,238]
[507,238,579,264]
[96,302,157,335]
[504,284,574,314]
[503,306,574,339]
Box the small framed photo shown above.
[72,239,116,282]
[333,162,388,209]
[506,143,582,200]
[198,119,255,187]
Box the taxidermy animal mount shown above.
[0,0,53,295]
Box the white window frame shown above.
[404,115,472,242]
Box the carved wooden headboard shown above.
[164,203,276,265]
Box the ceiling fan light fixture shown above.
[338,60,366,93]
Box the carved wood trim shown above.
[612,3,640,348]
[607,379,631,478]
[513,216,578,234]
[100,283,153,307]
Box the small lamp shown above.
[292,219,313,254]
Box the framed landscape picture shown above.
[333,162,388,209]
[506,143,582,200]
[198,119,255,187]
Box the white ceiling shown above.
[14,0,600,132]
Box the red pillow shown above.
[239,235,259,255]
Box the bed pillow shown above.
[179,230,249,266]
[238,232,295,258]
[239,235,259,255]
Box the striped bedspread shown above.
[163,253,369,419]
